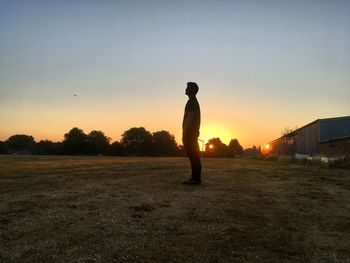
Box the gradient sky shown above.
[1,0,349,148]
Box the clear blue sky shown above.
[1,0,349,148]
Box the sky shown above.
[0,0,349,148]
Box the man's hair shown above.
[187,82,199,94]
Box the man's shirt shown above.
[183,96,201,135]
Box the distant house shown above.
[266,116,350,159]
[243,146,261,158]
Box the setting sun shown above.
[200,123,233,145]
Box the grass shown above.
[0,155,350,262]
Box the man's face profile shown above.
[185,85,193,96]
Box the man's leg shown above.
[191,154,201,182]
[189,139,201,182]
[182,135,201,184]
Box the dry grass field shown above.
[0,156,349,262]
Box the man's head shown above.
[186,82,199,97]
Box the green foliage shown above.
[228,139,243,157]
[152,130,179,156]
[4,127,245,157]
[63,127,88,155]
[6,134,36,153]
[36,140,63,155]
[121,127,153,156]
[0,141,7,154]
[108,141,125,156]
[205,138,228,157]
[86,130,110,154]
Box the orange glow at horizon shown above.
[262,143,271,155]
[199,123,233,145]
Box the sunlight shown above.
[262,144,271,155]
[200,124,232,145]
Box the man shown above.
[182,82,201,185]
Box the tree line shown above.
[0,127,244,157]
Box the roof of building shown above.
[268,116,350,144]
[319,116,350,142]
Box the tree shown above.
[37,140,55,155]
[36,140,63,155]
[121,127,153,155]
[152,130,179,156]
[108,141,125,156]
[281,126,298,136]
[63,127,88,155]
[51,142,64,155]
[0,141,7,154]
[6,134,36,153]
[205,138,227,157]
[86,130,110,155]
[227,139,243,157]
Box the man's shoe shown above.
[182,179,201,185]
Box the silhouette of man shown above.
[182,82,201,185]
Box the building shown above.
[266,116,350,159]
[243,146,261,158]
